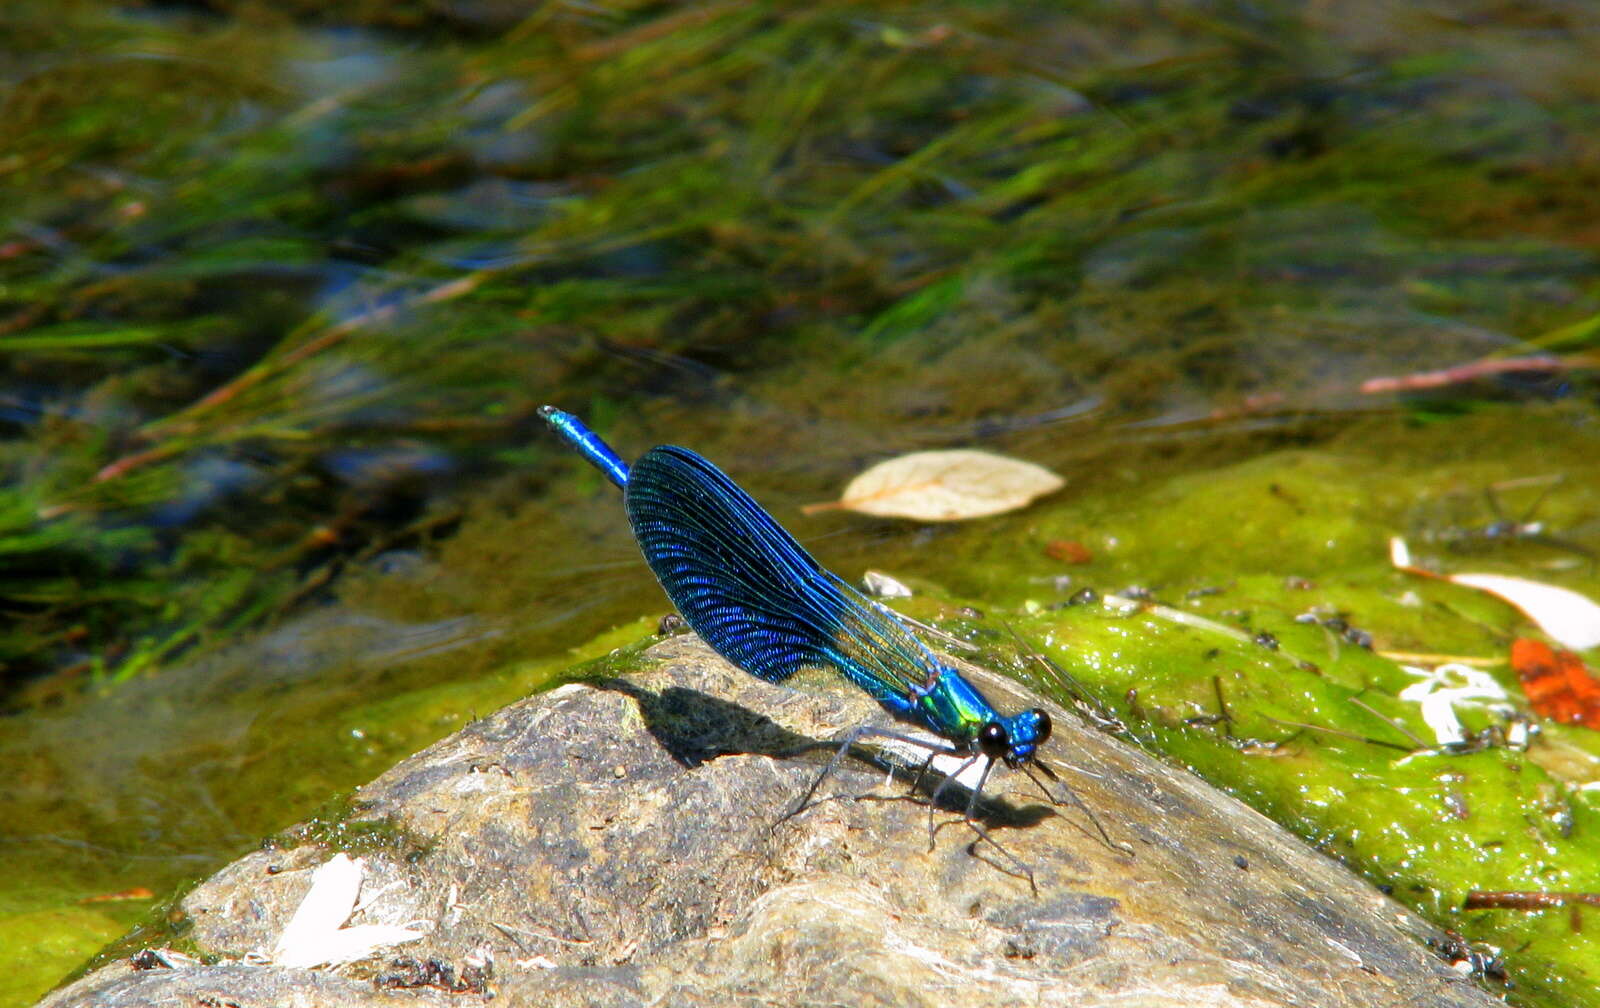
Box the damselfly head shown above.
[982,708,1052,768]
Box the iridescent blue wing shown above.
[624,445,936,710]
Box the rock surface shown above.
[43,634,1499,1007]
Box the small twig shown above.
[1347,696,1428,749]
[1360,354,1570,395]
[1466,891,1600,911]
[1259,714,1413,752]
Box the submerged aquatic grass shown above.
[4,0,1598,687]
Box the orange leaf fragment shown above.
[78,887,155,904]
[1511,637,1600,727]
[1045,539,1093,565]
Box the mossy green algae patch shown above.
[965,436,1600,1007]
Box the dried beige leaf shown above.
[807,449,1064,522]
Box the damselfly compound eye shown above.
[978,722,1011,760]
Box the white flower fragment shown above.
[1388,536,1413,570]
[272,853,429,969]
[1397,663,1511,746]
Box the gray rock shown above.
[43,635,1498,1007]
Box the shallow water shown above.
[3,1,1599,1004]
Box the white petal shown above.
[273,854,363,965]
[283,924,430,969]
[1446,573,1600,651]
[272,853,429,969]
[1389,536,1413,569]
